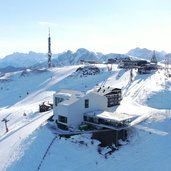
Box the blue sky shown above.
[0,0,171,57]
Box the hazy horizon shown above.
[0,0,171,58]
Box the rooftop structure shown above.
[118,59,148,69]
[96,111,136,122]
[93,87,122,107]
[84,111,137,130]
[94,87,121,96]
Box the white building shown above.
[53,87,122,130]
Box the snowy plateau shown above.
[0,51,171,171]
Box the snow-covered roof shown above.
[54,89,85,105]
[56,92,72,99]
[91,87,121,96]
[86,111,136,122]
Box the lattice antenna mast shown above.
[151,50,157,64]
[165,54,169,77]
[48,28,52,68]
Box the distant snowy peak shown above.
[73,48,99,64]
[76,48,90,55]
[127,47,166,61]
[53,48,99,66]
[0,47,169,71]
[100,53,130,62]
[0,48,100,70]
[0,51,47,68]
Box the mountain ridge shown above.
[0,47,169,71]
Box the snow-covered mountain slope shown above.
[127,47,166,62]
[0,64,171,171]
[0,66,26,73]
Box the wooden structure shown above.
[105,88,122,107]
[39,102,53,112]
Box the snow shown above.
[126,47,166,62]
[55,89,85,105]
[56,92,72,98]
[97,111,136,122]
[87,111,136,122]
[0,64,171,171]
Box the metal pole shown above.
[2,118,9,133]
[115,130,118,147]
[5,121,8,132]
[123,129,126,140]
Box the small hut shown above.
[39,101,53,112]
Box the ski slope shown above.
[0,64,171,171]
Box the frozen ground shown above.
[0,64,171,171]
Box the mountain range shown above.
[0,47,169,72]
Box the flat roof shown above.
[55,89,84,96]
[85,111,137,122]
[54,89,85,105]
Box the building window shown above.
[55,97,64,106]
[85,99,89,108]
[58,115,67,123]
[106,90,122,107]
[55,97,58,106]
[84,115,88,121]
[57,123,68,130]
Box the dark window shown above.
[99,118,105,124]
[107,96,119,107]
[57,123,68,130]
[106,91,122,107]
[85,99,89,108]
[55,97,58,106]
[58,115,67,123]
[84,115,88,121]
[55,97,64,106]
[89,117,94,122]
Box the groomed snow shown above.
[0,64,171,171]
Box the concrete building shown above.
[53,87,123,130]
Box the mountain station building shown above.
[53,87,135,130]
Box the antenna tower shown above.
[165,54,169,77]
[48,28,52,68]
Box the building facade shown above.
[53,87,122,130]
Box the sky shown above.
[0,0,171,58]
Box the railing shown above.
[83,115,130,130]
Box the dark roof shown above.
[93,87,121,96]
